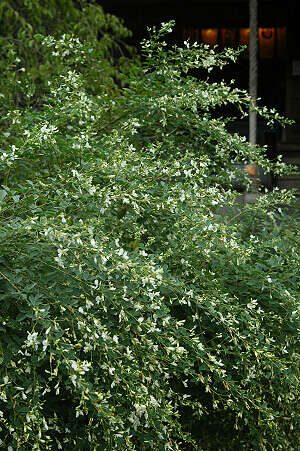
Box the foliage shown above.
[0,0,134,110]
[0,22,299,450]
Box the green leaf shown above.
[0,190,7,202]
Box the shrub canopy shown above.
[0,20,299,451]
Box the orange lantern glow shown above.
[201,28,218,47]
[259,27,275,58]
[239,28,250,46]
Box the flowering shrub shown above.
[0,23,299,450]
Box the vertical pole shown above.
[249,0,258,146]
[247,0,259,198]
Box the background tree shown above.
[0,0,134,110]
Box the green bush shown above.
[0,22,299,450]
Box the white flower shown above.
[42,339,48,351]
[149,396,160,407]
[70,375,77,386]
[26,331,39,348]
[247,299,258,310]
[88,186,96,195]
[83,343,92,353]
[134,403,147,417]
[119,309,127,322]
[81,361,91,373]
[42,419,48,431]
[71,361,79,371]
[55,249,64,268]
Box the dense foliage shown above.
[0,20,299,450]
[0,0,133,110]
